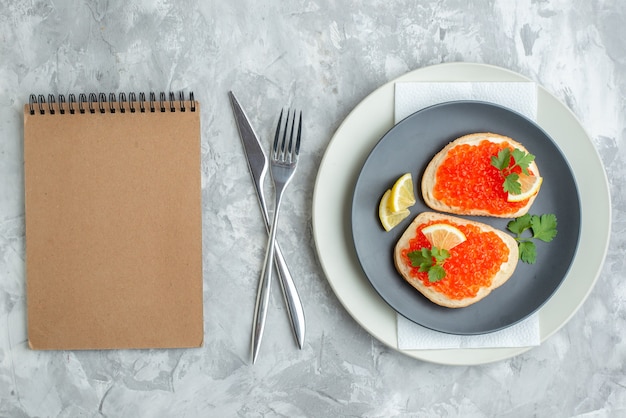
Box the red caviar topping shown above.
[433,140,529,215]
[401,220,510,300]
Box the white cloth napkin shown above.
[394,81,541,350]
[395,81,537,122]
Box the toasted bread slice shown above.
[394,212,519,308]
[421,132,540,218]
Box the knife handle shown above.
[256,192,306,350]
[272,240,306,349]
[251,242,273,364]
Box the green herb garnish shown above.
[408,247,450,282]
[507,214,558,264]
[490,148,536,195]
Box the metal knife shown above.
[228,91,306,358]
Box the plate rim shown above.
[350,99,581,335]
[312,62,611,365]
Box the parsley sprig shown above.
[507,214,558,264]
[490,148,536,195]
[408,247,450,282]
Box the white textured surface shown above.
[1,0,625,417]
[395,81,540,350]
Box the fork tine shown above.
[281,110,290,158]
[273,109,284,158]
[287,110,295,156]
[295,111,302,156]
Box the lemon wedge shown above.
[421,223,467,250]
[389,173,416,213]
[379,189,410,232]
[507,174,543,202]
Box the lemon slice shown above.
[389,173,416,213]
[421,223,467,250]
[379,189,410,232]
[507,174,543,202]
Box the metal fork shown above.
[251,109,302,363]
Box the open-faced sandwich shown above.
[421,132,542,218]
[394,212,519,308]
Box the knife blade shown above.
[228,91,306,358]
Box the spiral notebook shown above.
[23,92,203,350]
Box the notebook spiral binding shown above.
[28,91,196,115]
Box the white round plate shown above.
[312,62,611,365]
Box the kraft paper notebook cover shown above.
[23,92,203,350]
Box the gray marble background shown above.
[1,0,625,417]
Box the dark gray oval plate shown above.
[351,101,581,335]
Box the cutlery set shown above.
[228,91,305,363]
